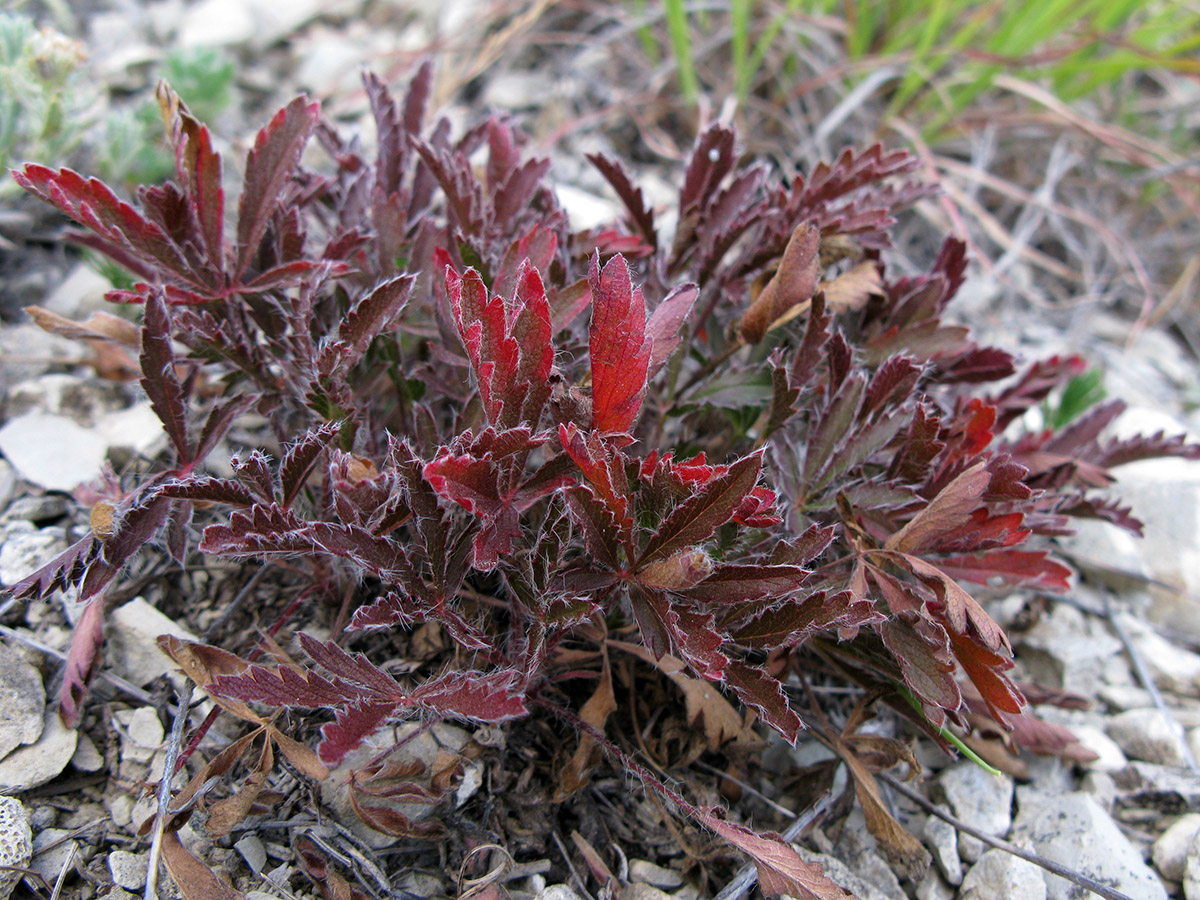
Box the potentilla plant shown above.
[9,64,1198,898]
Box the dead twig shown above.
[145,683,192,900]
[878,771,1137,900]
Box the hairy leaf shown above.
[589,253,650,434]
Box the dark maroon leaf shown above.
[139,289,190,461]
[58,596,105,728]
[640,452,763,564]
[235,96,320,276]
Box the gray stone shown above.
[1115,761,1200,810]
[5,374,125,426]
[826,808,906,897]
[1106,455,1200,641]
[0,326,80,399]
[1101,684,1156,711]
[792,847,895,900]
[923,812,962,884]
[937,762,1013,863]
[0,797,30,900]
[1080,770,1118,813]
[0,461,15,512]
[234,835,267,874]
[0,641,44,759]
[107,598,198,687]
[0,707,76,791]
[534,888,584,900]
[1012,792,1166,900]
[1153,813,1200,881]
[29,827,78,885]
[1017,602,1123,695]
[959,849,1046,900]
[0,494,69,524]
[1059,517,1151,590]
[915,870,955,900]
[107,850,147,890]
[0,524,67,587]
[0,414,108,492]
[1107,708,1188,767]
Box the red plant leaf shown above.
[589,252,650,434]
[411,669,528,721]
[646,283,698,374]
[682,564,809,604]
[169,94,225,269]
[694,806,853,899]
[58,595,105,728]
[886,461,990,554]
[13,165,192,279]
[722,660,804,743]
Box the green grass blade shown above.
[664,0,698,102]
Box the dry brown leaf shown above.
[24,305,141,347]
[158,635,262,724]
[269,727,330,780]
[836,740,930,882]
[556,649,618,798]
[570,830,615,883]
[820,261,882,314]
[740,222,821,344]
[161,830,246,900]
[608,640,745,750]
[205,737,274,836]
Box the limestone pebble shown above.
[0,796,32,900]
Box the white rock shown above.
[937,763,1013,863]
[70,732,104,772]
[1107,454,1200,640]
[923,813,962,884]
[1069,724,1128,772]
[1013,792,1167,900]
[0,414,108,492]
[959,849,1046,900]
[915,869,955,900]
[629,859,683,888]
[1107,708,1188,767]
[534,887,583,900]
[114,707,164,764]
[1153,813,1200,882]
[0,524,67,587]
[0,797,30,900]
[0,641,44,759]
[792,847,896,900]
[42,264,112,318]
[1115,612,1200,696]
[108,850,147,890]
[93,403,167,459]
[1059,517,1150,589]
[1101,683,1155,711]
[107,598,198,687]
[0,708,76,791]
[555,184,619,231]
[1185,829,1200,898]
[1080,770,1118,812]
[176,0,255,46]
[1017,602,1123,695]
